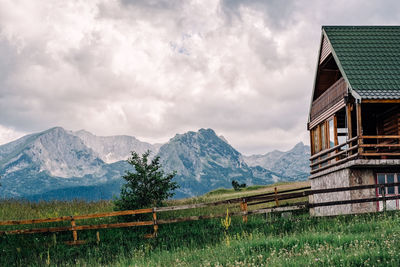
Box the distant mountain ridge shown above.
[72,130,160,163]
[243,142,310,181]
[0,127,310,200]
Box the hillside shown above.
[0,181,398,267]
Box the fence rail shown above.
[1,183,399,244]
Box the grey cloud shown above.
[119,0,182,10]
[0,0,399,154]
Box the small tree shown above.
[115,150,179,212]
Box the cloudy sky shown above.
[0,0,399,155]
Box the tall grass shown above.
[3,211,399,266]
[1,181,399,266]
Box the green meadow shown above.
[1,181,400,266]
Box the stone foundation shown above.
[309,159,400,216]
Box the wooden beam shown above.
[0,216,73,226]
[334,115,338,146]
[356,102,363,154]
[360,144,400,148]
[356,102,362,135]
[310,130,315,155]
[318,125,322,154]
[363,99,400,104]
[71,219,78,242]
[248,192,309,206]
[360,152,400,156]
[361,135,400,139]
[309,195,400,208]
[0,208,154,226]
[310,149,347,167]
[2,221,154,235]
[309,99,345,129]
[152,209,158,237]
[333,115,339,161]
[310,136,358,160]
[346,103,352,139]
[244,186,311,201]
[310,144,358,167]
[310,153,359,174]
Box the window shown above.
[328,119,335,148]
[312,127,320,154]
[321,122,327,150]
[398,173,400,195]
[387,174,395,194]
[376,173,399,211]
[377,174,385,185]
[311,118,336,155]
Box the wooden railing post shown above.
[240,198,248,223]
[152,208,158,237]
[274,187,279,207]
[70,217,77,243]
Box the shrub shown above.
[231,180,246,191]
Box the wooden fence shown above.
[1,183,400,244]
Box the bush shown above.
[231,180,246,191]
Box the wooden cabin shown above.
[308,26,400,216]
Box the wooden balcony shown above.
[310,135,400,174]
[310,77,347,122]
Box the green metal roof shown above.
[323,26,400,99]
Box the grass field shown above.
[2,181,400,266]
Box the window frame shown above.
[310,116,337,155]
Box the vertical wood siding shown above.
[320,36,332,64]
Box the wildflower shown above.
[221,208,231,231]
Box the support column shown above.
[356,102,363,154]
[346,103,353,155]
[346,103,353,140]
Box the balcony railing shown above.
[360,136,400,156]
[310,135,400,174]
[310,77,347,122]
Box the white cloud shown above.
[0,125,26,145]
[0,0,399,153]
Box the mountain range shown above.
[0,127,310,200]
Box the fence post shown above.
[274,187,279,207]
[240,198,248,223]
[152,208,158,237]
[70,217,77,243]
[96,231,100,245]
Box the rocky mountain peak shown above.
[291,141,307,152]
[72,130,157,163]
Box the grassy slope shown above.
[2,181,400,266]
